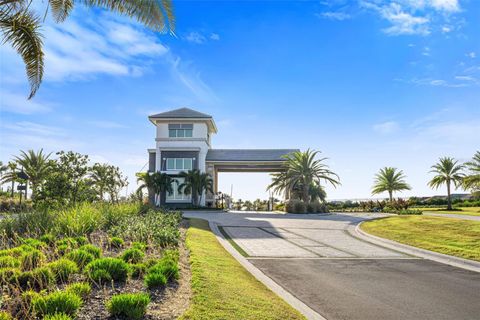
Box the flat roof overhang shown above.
[206,160,287,172]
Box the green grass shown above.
[180,219,304,320]
[361,216,480,261]
[417,206,480,216]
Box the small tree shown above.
[371,167,411,202]
[464,151,480,197]
[428,157,465,210]
[14,149,51,201]
[178,170,213,207]
[136,172,172,206]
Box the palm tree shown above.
[463,151,480,196]
[428,157,465,210]
[137,172,172,206]
[90,163,109,201]
[0,0,175,99]
[371,167,411,202]
[309,182,327,202]
[1,161,18,198]
[269,150,340,203]
[0,161,8,191]
[178,169,213,206]
[14,149,51,200]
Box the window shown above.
[166,158,193,171]
[166,178,191,202]
[168,124,193,138]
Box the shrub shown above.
[78,244,101,259]
[54,204,102,236]
[21,289,41,304]
[144,271,167,288]
[285,199,306,213]
[0,256,20,268]
[106,293,150,320]
[56,244,71,256]
[109,237,124,248]
[20,249,45,271]
[0,311,12,320]
[65,282,91,299]
[121,248,144,263]
[129,263,146,278]
[74,236,88,246]
[31,290,82,317]
[306,202,316,213]
[65,249,94,269]
[149,255,179,280]
[22,238,46,249]
[46,259,78,282]
[43,313,73,320]
[395,209,423,215]
[84,258,129,282]
[55,238,78,248]
[15,266,54,290]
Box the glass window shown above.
[175,158,183,169]
[184,158,192,170]
[177,129,185,137]
[166,178,191,202]
[167,124,193,138]
[168,130,176,137]
[166,158,175,170]
[185,129,193,137]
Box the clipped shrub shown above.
[20,249,45,271]
[129,263,147,279]
[109,237,124,248]
[306,202,316,213]
[106,293,150,320]
[39,233,55,245]
[46,259,78,282]
[43,313,73,320]
[144,271,167,288]
[31,290,82,317]
[78,244,101,259]
[0,256,20,268]
[84,258,129,282]
[121,248,144,264]
[285,199,306,214]
[65,282,91,299]
[15,266,54,290]
[0,311,12,320]
[65,249,94,269]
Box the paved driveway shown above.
[184,211,480,320]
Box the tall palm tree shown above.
[463,151,480,196]
[0,161,8,192]
[136,172,172,206]
[1,161,18,198]
[428,157,465,210]
[0,0,175,99]
[90,163,110,201]
[178,169,213,206]
[269,150,340,203]
[14,149,51,200]
[371,167,411,202]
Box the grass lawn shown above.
[361,216,480,262]
[417,207,480,216]
[180,218,304,320]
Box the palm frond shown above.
[48,0,74,22]
[0,10,44,99]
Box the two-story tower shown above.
[148,108,217,207]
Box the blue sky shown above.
[1,0,479,201]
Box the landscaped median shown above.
[180,218,304,320]
[360,215,480,262]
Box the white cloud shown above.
[429,0,459,12]
[210,33,220,40]
[373,121,400,134]
[317,11,352,20]
[380,3,430,35]
[2,121,64,136]
[441,25,452,33]
[467,52,476,58]
[0,91,52,114]
[185,32,206,44]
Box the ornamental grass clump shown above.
[144,252,179,289]
[106,293,150,320]
[121,248,144,263]
[129,263,147,279]
[109,237,124,249]
[0,311,12,320]
[15,266,54,290]
[46,259,78,282]
[84,258,129,283]
[65,249,94,269]
[20,249,45,270]
[0,256,20,268]
[65,282,91,299]
[78,244,101,258]
[0,268,20,284]
[43,313,73,320]
[31,290,82,317]
[39,233,55,246]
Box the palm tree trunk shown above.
[389,191,393,202]
[11,181,14,198]
[447,181,452,210]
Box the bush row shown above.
[285,200,329,214]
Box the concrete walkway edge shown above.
[352,221,480,273]
[207,220,326,320]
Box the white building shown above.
[148,107,297,207]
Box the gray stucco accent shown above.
[206,149,298,162]
[148,152,156,172]
[149,107,212,119]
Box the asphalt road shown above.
[251,258,480,320]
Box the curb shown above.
[353,221,480,273]
[208,221,326,320]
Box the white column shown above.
[199,150,207,206]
